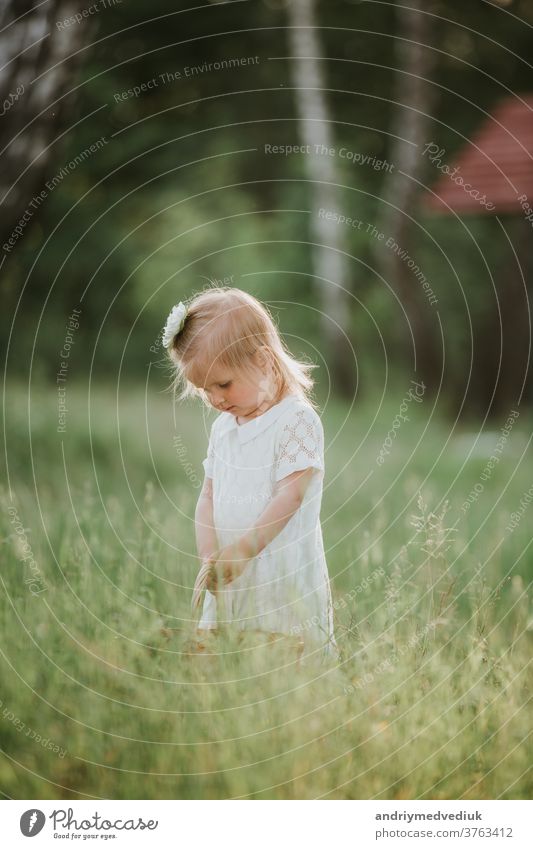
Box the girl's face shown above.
[193,353,277,419]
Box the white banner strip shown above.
[1,800,531,848]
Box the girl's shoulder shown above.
[277,396,323,428]
[208,410,230,438]
[274,396,324,446]
[205,396,323,447]
[273,397,325,480]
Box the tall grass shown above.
[0,382,531,799]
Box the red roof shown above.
[423,94,533,214]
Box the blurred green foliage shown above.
[2,0,533,409]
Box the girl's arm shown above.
[238,467,315,559]
[194,475,218,561]
[206,468,317,589]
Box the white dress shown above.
[198,394,339,665]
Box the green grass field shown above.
[1,382,531,799]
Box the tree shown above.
[0,1,87,250]
[285,0,356,397]
[376,0,441,392]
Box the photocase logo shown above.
[20,809,46,836]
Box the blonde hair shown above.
[166,285,318,408]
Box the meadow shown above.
[1,381,531,799]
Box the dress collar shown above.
[216,395,299,445]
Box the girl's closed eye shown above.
[219,381,231,388]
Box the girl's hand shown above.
[191,555,218,612]
[211,542,249,587]
[191,541,250,612]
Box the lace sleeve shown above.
[274,405,324,482]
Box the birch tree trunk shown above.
[377,0,441,392]
[285,0,356,396]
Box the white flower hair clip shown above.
[162,301,188,348]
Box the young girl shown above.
[163,286,339,665]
